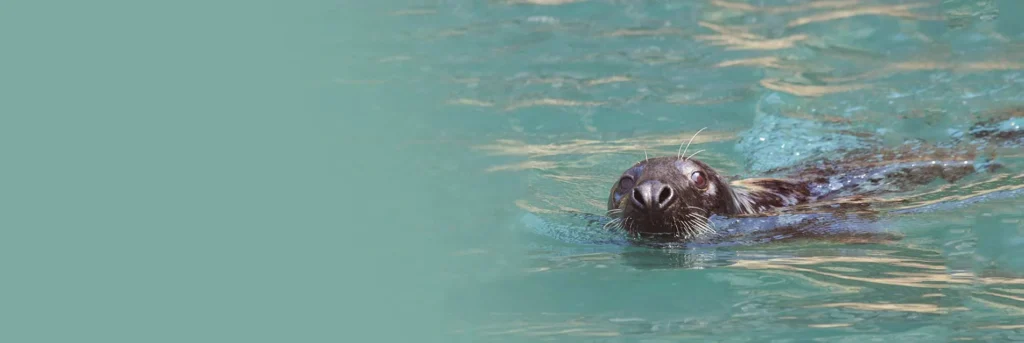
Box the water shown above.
[406,0,1024,341]
[4,0,1024,342]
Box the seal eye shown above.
[691,171,707,189]
[618,176,635,192]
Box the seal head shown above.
[607,156,811,239]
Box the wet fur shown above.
[728,178,812,215]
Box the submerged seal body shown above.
[597,109,1023,243]
[605,145,995,242]
[607,156,813,239]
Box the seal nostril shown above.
[658,186,672,206]
[632,188,645,208]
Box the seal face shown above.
[607,156,812,239]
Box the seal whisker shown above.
[702,216,716,232]
[688,212,709,223]
[681,219,693,238]
[687,149,706,162]
[678,127,708,159]
[685,205,710,214]
[603,218,621,230]
[686,213,715,236]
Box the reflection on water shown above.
[381,0,1024,340]
[454,243,1024,340]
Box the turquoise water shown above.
[412,0,1024,341]
[4,0,1024,342]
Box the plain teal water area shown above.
[2,0,448,342]
[3,0,1024,342]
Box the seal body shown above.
[606,148,987,241]
[601,109,1021,242]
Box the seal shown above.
[604,131,993,241]
[606,155,812,239]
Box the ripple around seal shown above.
[737,92,870,173]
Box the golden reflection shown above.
[602,27,685,38]
[696,21,809,50]
[980,291,1024,303]
[447,98,495,107]
[821,59,1024,84]
[506,75,633,89]
[697,22,762,41]
[760,256,946,270]
[738,268,864,294]
[993,288,1024,295]
[584,76,631,86]
[709,0,860,14]
[716,57,788,69]
[696,31,808,51]
[504,98,606,111]
[887,181,1024,213]
[474,130,735,158]
[731,257,962,289]
[759,78,869,97]
[889,60,1024,72]
[980,324,1024,330]
[809,323,852,328]
[732,255,1024,294]
[786,3,938,28]
[805,302,966,314]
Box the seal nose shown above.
[631,180,674,211]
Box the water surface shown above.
[363,1,1024,341]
